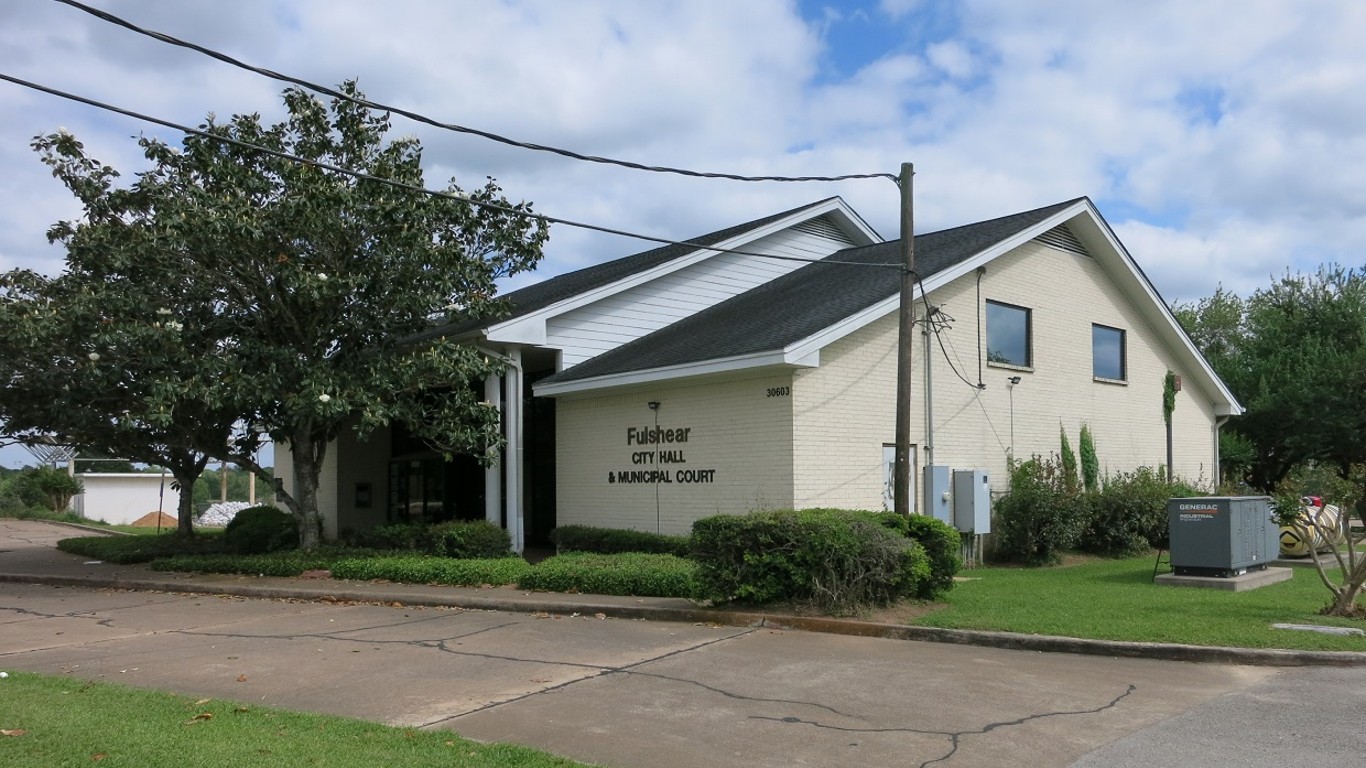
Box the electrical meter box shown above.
[1167,496,1276,577]
[923,466,952,524]
[952,470,991,534]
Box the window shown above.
[986,300,1032,367]
[1092,324,1126,380]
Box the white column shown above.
[504,348,524,553]
[484,373,503,527]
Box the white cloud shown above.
[0,0,1363,368]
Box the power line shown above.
[53,0,900,186]
[0,72,906,273]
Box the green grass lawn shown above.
[911,554,1366,652]
[0,672,589,768]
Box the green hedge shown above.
[548,525,691,557]
[690,509,929,613]
[345,520,513,558]
[903,515,963,598]
[1079,469,1202,556]
[150,552,330,577]
[517,553,697,597]
[57,533,227,564]
[223,506,298,554]
[429,520,514,559]
[329,555,531,586]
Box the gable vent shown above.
[1034,224,1089,256]
[792,215,853,245]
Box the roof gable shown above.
[534,197,1242,416]
[421,197,880,345]
[537,198,1081,388]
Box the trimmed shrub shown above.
[57,533,226,564]
[223,505,298,554]
[330,555,530,586]
[517,553,697,598]
[348,522,431,552]
[1080,468,1201,556]
[549,525,691,557]
[993,456,1085,566]
[150,552,326,577]
[690,509,930,614]
[903,514,963,598]
[429,520,514,559]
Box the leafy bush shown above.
[429,520,514,559]
[993,456,1085,566]
[347,522,431,551]
[549,525,691,557]
[517,553,697,597]
[32,466,83,513]
[223,505,298,554]
[903,514,963,598]
[57,533,226,564]
[1079,468,1201,556]
[0,469,48,513]
[330,555,530,586]
[690,509,929,614]
[345,521,513,558]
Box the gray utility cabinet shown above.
[952,470,991,534]
[1166,496,1276,577]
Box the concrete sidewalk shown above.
[3,518,1364,667]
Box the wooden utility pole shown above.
[894,162,915,516]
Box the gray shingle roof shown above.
[425,197,845,340]
[539,198,1085,386]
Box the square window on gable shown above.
[1092,324,1126,381]
[986,300,1032,367]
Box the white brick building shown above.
[287,197,1241,547]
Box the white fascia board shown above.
[533,349,819,397]
[484,316,547,345]
[825,199,885,245]
[486,199,874,345]
[1065,203,1244,416]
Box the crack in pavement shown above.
[422,628,865,729]
[751,683,1138,767]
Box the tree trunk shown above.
[1328,581,1365,616]
[172,468,198,536]
[289,429,328,551]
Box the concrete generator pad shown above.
[1155,567,1293,591]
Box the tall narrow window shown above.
[986,300,1032,367]
[1092,324,1126,380]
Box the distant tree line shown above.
[1173,264,1366,492]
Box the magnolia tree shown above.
[20,82,548,548]
[0,263,250,534]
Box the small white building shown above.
[280,196,1241,548]
[72,472,173,525]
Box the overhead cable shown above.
[54,0,901,186]
[0,73,906,272]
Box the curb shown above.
[4,570,1365,668]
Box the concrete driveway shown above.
[2,576,1274,768]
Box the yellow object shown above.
[1278,503,1343,557]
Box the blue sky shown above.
[2,0,1365,468]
